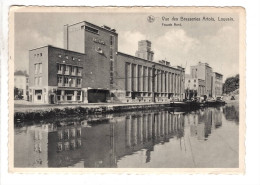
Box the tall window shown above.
[65,65,71,74]
[64,77,69,85]
[110,60,113,71]
[77,79,81,86]
[110,35,114,45]
[77,68,82,76]
[72,66,77,75]
[57,64,63,73]
[110,48,113,59]
[58,76,63,84]
[71,78,75,87]
[39,77,42,85]
[39,63,42,73]
[34,64,38,74]
[34,77,37,85]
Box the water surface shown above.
[14,104,239,168]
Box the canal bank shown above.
[14,102,170,122]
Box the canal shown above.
[14,104,239,168]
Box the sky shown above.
[14,11,240,80]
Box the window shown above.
[35,77,38,85]
[82,25,99,34]
[77,79,81,85]
[65,65,71,74]
[58,54,62,58]
[65,55,69,59]
[77,68,82,76]
[71,78,75,87]
[188,80,190,83]
[78,58,81,61]
[34,64,38,74]
[110,35,114,45]
[194,79,196,82]
[110,48,113,59]
[72,57,75,61]
[77,91,81,101]
[57,64,63,73]
[39,77,42,85]
[110,60,113,71]
[39,63,42,73]
[194,84,196,87]
[58,76,63,84]
[37,95,41,100]
[72,66,77,74]
[40,53,42,56]
[64,77,69,84]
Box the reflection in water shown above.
[14,105,239,168]
[223,104,239,124]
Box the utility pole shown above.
[152,65,156,103]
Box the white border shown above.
[1,1,260,185]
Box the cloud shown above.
[15,28,63,71]
[196,26,239,79]
[153,29,200,66]
[150,26,238,80]
[118,31,146,55]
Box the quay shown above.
[14,101,170,122]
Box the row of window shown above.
[57,64,82,76]
[57,76,82,87]
[34,53,42,57]
[58,54,81,62]
[34,63,42,74]
[109,35,114,85]
[188,79,197,83]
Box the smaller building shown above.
[14,70,29,100]
[212,72,223,98]
[28,45,86,104]
[185,74,206,99]
[190,62,212,97]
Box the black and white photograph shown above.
[9,7,245,173]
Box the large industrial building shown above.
[185,62,223,99]
[29,21,185,104]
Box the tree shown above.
[222,74,239,94]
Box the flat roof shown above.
[213,71,223,76]
[117,51,185,72]
[66,21,118,35]
[29,45,85,55]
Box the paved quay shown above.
[14,100,169,113]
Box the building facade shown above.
[190,62,213,97]
[14,71,29,100]
[185,74,206,99]
[115,52,185,103]
[29,46,86,104]
[187,62,223,99]
[29,21,185,104]
[212,72,223,97]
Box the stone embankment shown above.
[14,103,169,122]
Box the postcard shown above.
[9,6,245,173]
